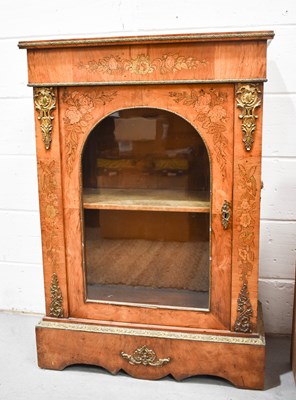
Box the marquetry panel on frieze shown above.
[25,40,268,85]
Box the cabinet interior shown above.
[81,108,211,309]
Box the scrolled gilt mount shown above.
[121,345,171,367]
[236,84,262,151]
[34,87,56,150]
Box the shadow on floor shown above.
[264,335,292,390]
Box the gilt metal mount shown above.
[234,282,253,333]
[49,272,64,318]
[121,345,170,367]
[34,87,56,150]
[236,84,262,151]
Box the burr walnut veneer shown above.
[19,31,274,389]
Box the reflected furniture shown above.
[19,30,274,389]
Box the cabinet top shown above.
[18,31,274,49]
[19,31,274,86]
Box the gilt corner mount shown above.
[236,83,262,152]
[49,272,64,318]
[34,87,56,150]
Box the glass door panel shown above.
[82,108,210,309]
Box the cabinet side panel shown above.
[34,87,69,317]
[231,83,263,331]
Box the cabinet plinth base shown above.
[36,315,265,390]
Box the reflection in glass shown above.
[82,108,210,309]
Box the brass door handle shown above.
[221,200,231,229]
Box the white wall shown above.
[0,0,295,333]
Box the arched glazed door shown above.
[61,84,233,330]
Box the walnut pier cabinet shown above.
[19,31,274,389]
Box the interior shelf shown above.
[83,188,210,213]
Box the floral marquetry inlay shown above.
[62,89,117,175]
[38,160,59,268]
[39,160,64,318]
[237,164,257,282]
[78,53,207,75]
[234,164,258,333]
[169,88,228,179]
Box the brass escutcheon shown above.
[221,200,231,229]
